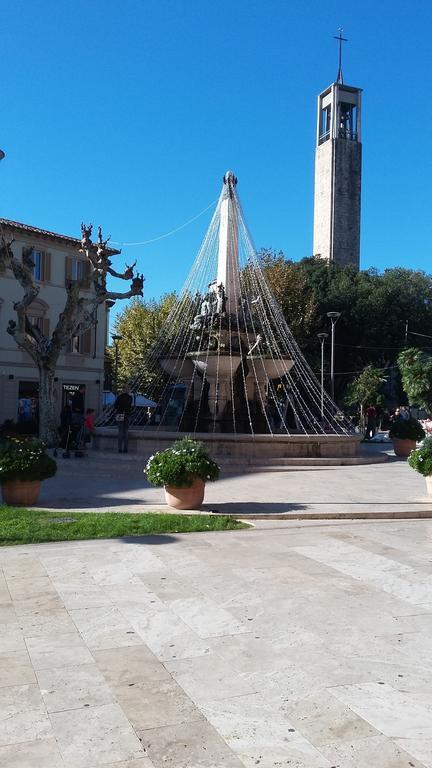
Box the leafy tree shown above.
[345,365,387,424]
[258,249,317,346]
[111,293,176,393]
[261,253,432,402]
[397,348,432,410]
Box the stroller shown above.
[61,414,87,458]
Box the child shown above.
[83,408,96,444]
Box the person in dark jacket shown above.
[71,385,86,424]
[114,385,133,453]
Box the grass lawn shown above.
[0,507,249,546]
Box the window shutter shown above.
[83,260,92,289]
[65,256,73,284]
[42,318,50,337]
[43,252,51,282]
[81,328,92,355]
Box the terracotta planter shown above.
[164,478,205,510]
[1,480,41,506]
[392,438,417,457]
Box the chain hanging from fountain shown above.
[100,171,352,436]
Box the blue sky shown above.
[2,0,432,320]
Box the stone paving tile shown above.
[13,593,64,615]
[93,645,171,687]
[331,682,432,739]
[137,570,202,601]
[0,649,36,687]
[281,688,379,746]
[5,576,59,601]
[2,558,48,580]
[0,621,25,652]
[166,595,249,638]
[201,691,332,768]
[53,583,112,610]
[0,683,51,747]
[164,653,257,705]
[120,602,212,661]
[0,573,11,604]
[0,603,17,623]
[68,605,142,650]
[25,631,94,670]
[320,734,425,768]
[0,737,65,768]
[138,720,245,767]
[18,608,77,638]
[50,702,146,768]
[113,678,204,730]
[36,663,113,713]
[88,760,154,768]
[394,739,432,768]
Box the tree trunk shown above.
[38,367,58,446]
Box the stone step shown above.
[218,453,389,470]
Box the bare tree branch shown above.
[1,222,145,444]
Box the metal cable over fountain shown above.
[97,172,360,459]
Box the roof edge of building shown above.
[0,218,121,255]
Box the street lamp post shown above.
[326,311,341,401]
[317,333,328,421]
[111,334,122,394]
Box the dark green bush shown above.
[145,437,219,488]
[389,418,425,442]
[0,439,57,482]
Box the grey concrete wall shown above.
[313,138,361,270]
[333,140,361,269]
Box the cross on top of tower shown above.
[334,28,348,84]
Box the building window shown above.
[319,105,331,144]
[26,299,50,337]
[65,256,91,288]
[28,315,50,337]
[66,328,92,355]
[26,249,51,282]
[338,103,358,141]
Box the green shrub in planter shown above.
[0,438,57,483]
[145,437,219,488]
[408,437,432,476]
[388,418,425,442]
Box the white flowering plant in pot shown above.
[145,437,219,488]
[408,436,432,476]
[0,438,57,506]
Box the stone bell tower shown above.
[312,33,362,270]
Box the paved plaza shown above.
[2,517,432,766]
[38,445,431,518]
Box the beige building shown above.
[0,218,116,431]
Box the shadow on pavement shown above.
[207,502,309,515]
[119,535,179,546]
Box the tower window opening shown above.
[319,105,331,144]
[338,102,358,140]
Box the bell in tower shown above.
[313,31,362,270]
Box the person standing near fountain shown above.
[114,385,133,453]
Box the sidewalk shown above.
[1,518,432,767]
[32,444,432,520]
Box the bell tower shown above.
[312,32,362,269]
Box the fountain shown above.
[97,171,361,461]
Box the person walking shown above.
[115,385,133,453]
[365,404,377,440]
